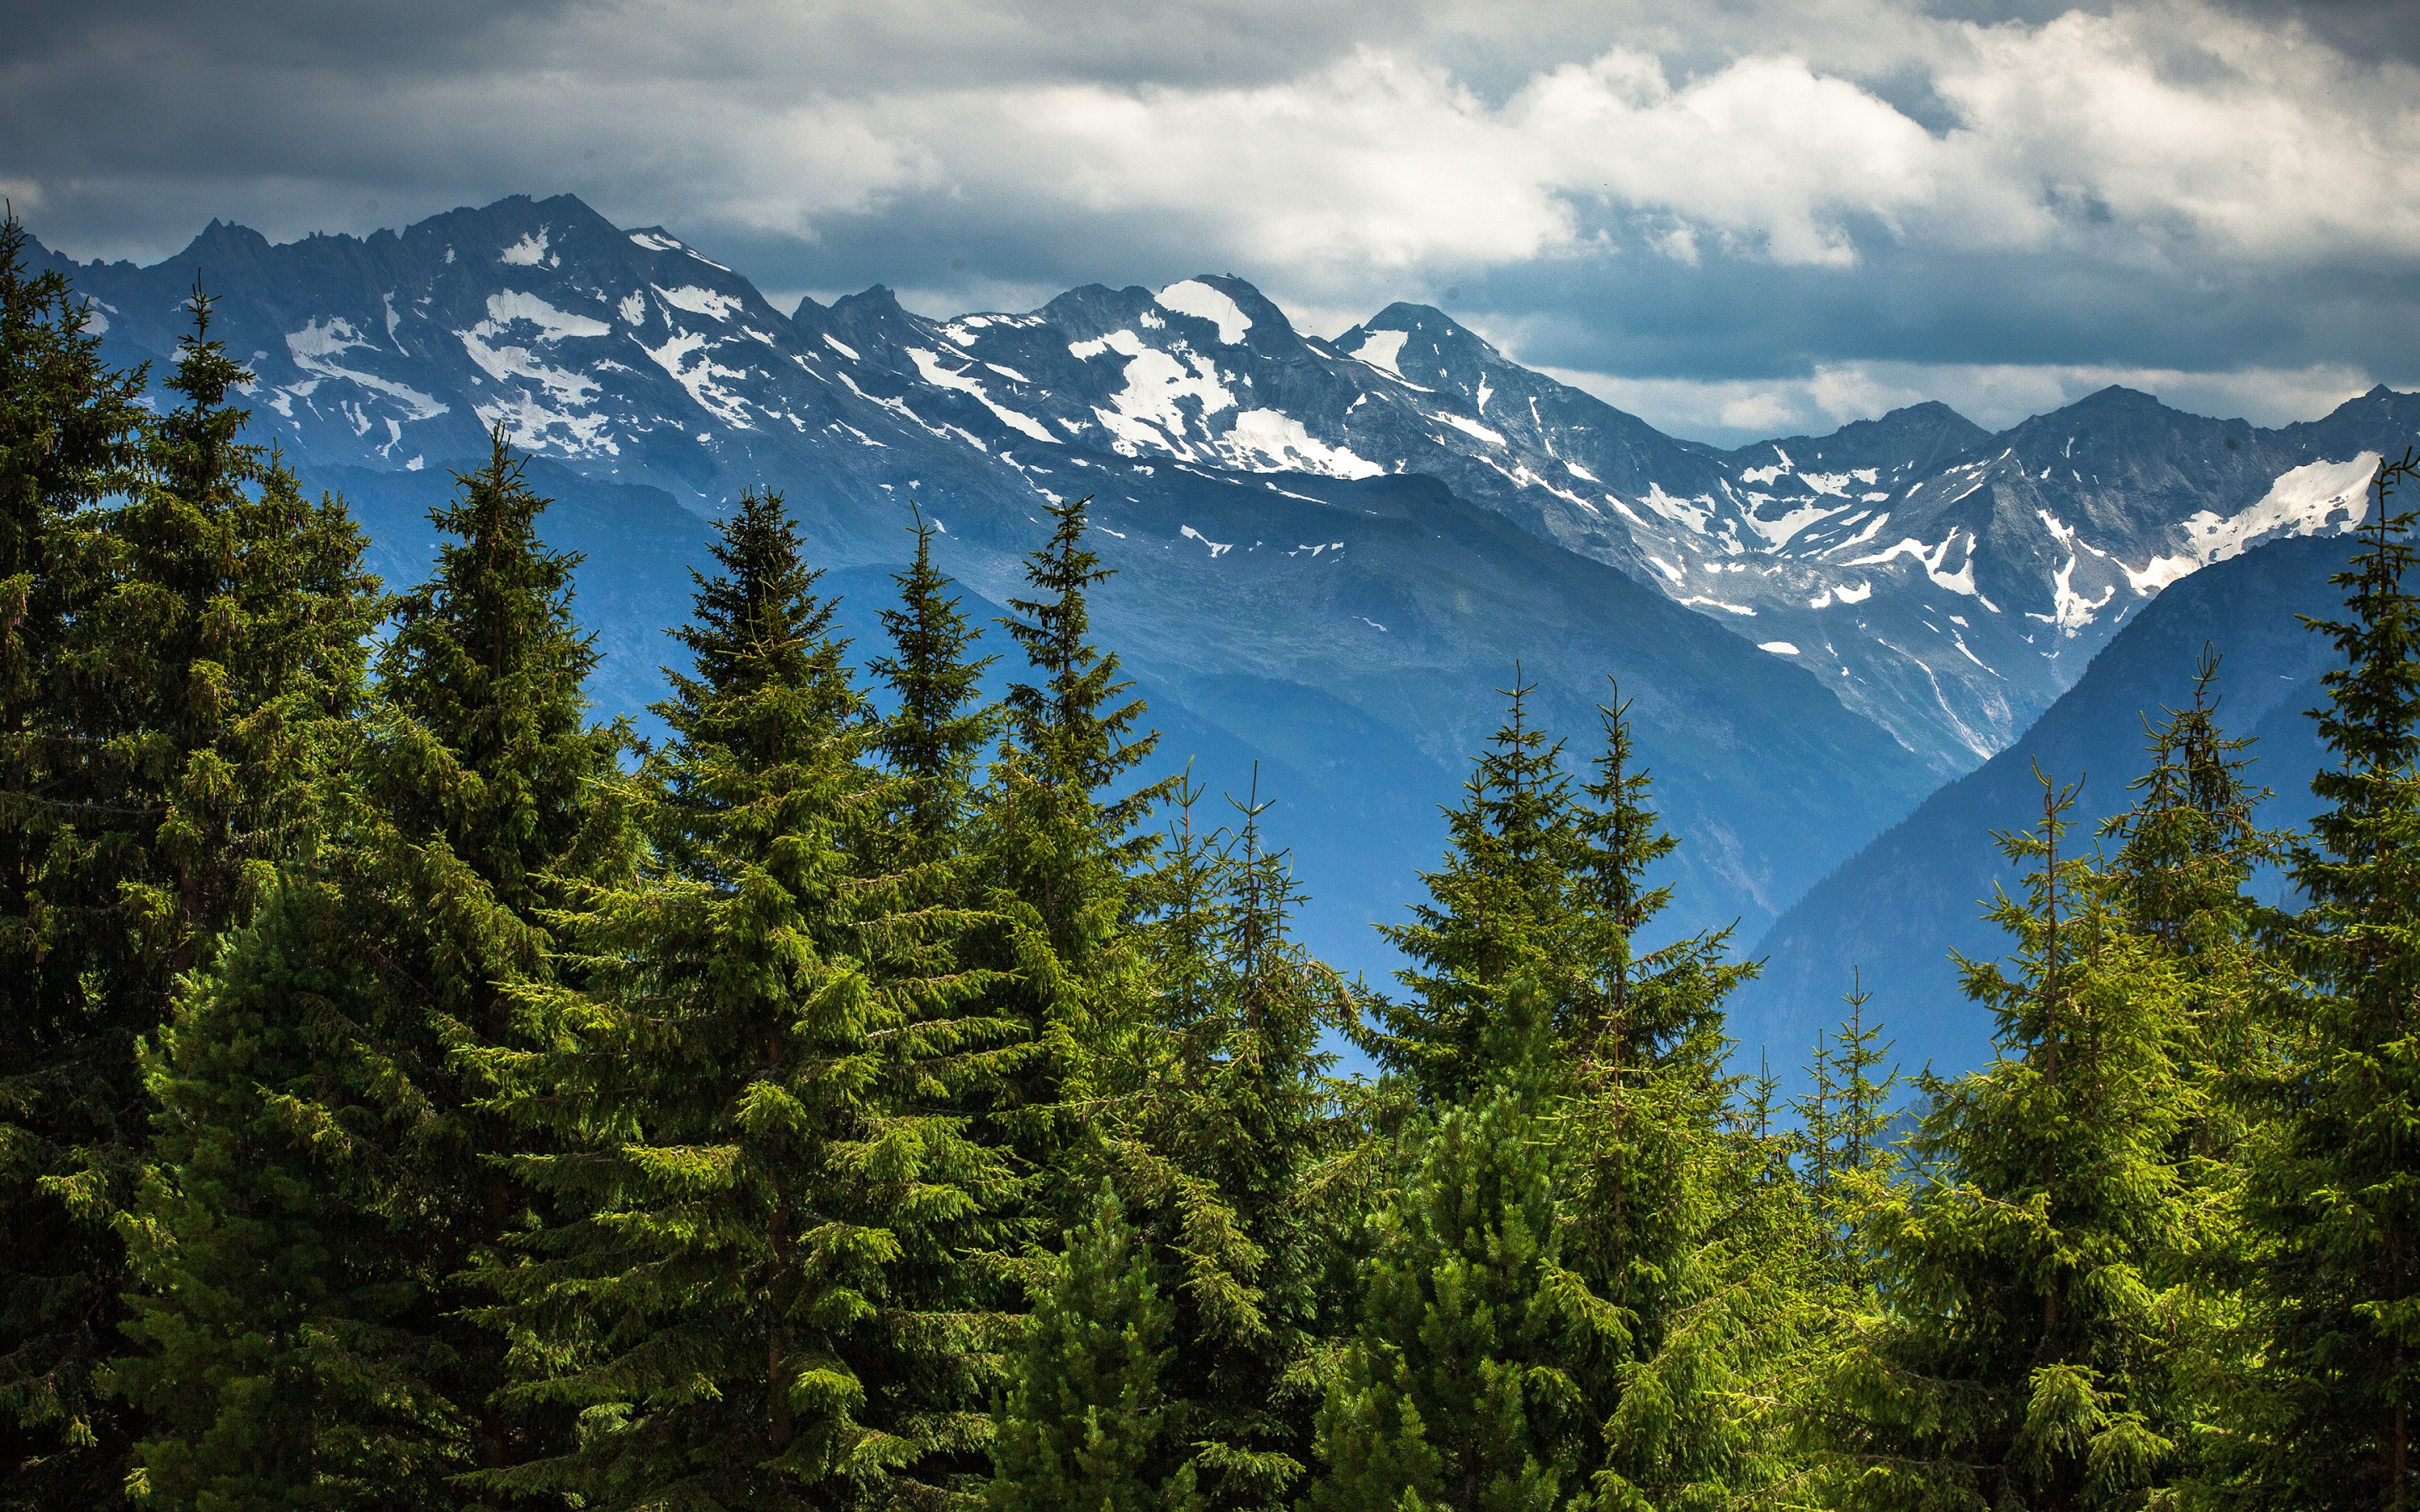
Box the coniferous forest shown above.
[7,207,2420,1512]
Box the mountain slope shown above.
[52,193,2416,779]
[1732,531,2355,1075]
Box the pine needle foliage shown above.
[0,211,153,1504]
[1803,772,2193,1512]
[1307,993,1613,1512]
[991,1183,1199,1512]
[1097,775,1356,1512]
[55,283,379,1508]
[979,494,1176,1195]
[2220,450,2420,1512]
[475,490,1022,1512]
[1369,674,1576,1104]
[117,428,624,1508]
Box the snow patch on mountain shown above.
[655,286,744,322]
[1437,412,1507,448]
[1850,530,1996,606]
[481,291,610,343]
[1157,280,1252,344]
[2121,453,2378,594]
[1351,329,1410,377]
[283,317,450,424]
[639,328,752,429]
[1220,409,1385,480]
[502,228,550,265]
[1070,331,1235,455]
[907,347,1058,444]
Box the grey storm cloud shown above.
[4,0,2417,444]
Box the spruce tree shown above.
[1369,673,1577,1104]
[475,490,1019,1510]
[114,882,473,1512]
[1103,777,1354,1511]
[1803,774,2191,1510]
[0,208,152,1499]
[1565,683,1751,1069]
[870,508,997,867]
[11,276,379,1504]
[980,494,1176,1193]
[117,428,623,1505]
[991,1184,1197,1512]
[2222,450,2420,1512]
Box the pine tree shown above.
[1794,977,1900,1295]
[475,490,1020,1510]
[0,207,153,1499]
[113,882,472,1512]
[2221,450,2420,1512]
[870,507,997,868]
[116,428,623,1505]
[1307,992,1615,1512]
[991,1184,1197,1512]
[1369,673,1577,1104]
[1565,683,1751,1069]
[1803,773,2192,1510]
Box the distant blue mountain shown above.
[1733,529,2356,1077]
[38,192,2416,1000]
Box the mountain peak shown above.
[1151,274,1306,354]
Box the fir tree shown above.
[991,1184,1197,1512]
[1804,773,2192,1511]
[475,490,1020,1510]
[980,495,1176,1192]
[1793,976,1900,1295]
[870,507,997,868]
[0,207,152,1499]
[114,882,472,1512]
[1565,683,1750,1069]
[13,277,379,1504]
[2223,450,2420,1512]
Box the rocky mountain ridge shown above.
[50,193,2412,774]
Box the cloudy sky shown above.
[5,0,2415,444]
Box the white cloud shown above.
[8,0,2417,415]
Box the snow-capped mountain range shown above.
[55,193,2410,779]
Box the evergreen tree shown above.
[1803,774,2192,1510]
[1565,684,1749,1069]
[0,208,152,1499]
[980,495,1176,1191]
[2221,450,2420,1511]
[17,277,380,1504]
[117,429,623,1506]
[476,490,1020,1510]
[1793,978,1901,1296]
[1103,777,1354,1511]
[1307,993,1615,1512]
[991,1184,1197,1512]
[870,507,997,868]
[114,882,472,1512]
[1369,674,1577,1103]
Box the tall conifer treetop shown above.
[2226,449,2420,1512]
[0,207,151,1506]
